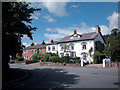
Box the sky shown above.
[21,2,118,47]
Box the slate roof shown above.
[23,32,99,50]
[46,41,58,45]
[58,32,98,43]
[23,44,46,50]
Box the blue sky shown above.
[22,2,118,47]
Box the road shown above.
[6,63,119,88]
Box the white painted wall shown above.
[46,32,106,63]
[46,44,58,54]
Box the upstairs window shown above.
[71,46,74,50]
[31,49,33,53]
[48,47,51,51]
[40,49,42,53]
[82,45,86,50]
[52,46,55,51]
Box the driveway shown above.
[6,63,119,88]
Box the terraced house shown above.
[22,25,106,63]
[22,41,46,60]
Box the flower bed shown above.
[25,59,37,64]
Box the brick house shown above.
[22,41,46,60]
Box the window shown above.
[40,49,42,53]
[52,46,55,51]
[83,54,87,60]
[35,50,37,53]
[24,50,28,53]
[61,46,64,50]
[65,53,69,56]
[82,45,86,49]
[31,49,33,53]
[60,53,63,56]
[71,46,74,50]
[48,47,51,51]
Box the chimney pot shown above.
[50,39,53,43]
[72,29,77,34]
[42,40,45,45]
[96,25,101,33]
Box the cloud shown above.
[31,16,39,20]
[22,35,29,39]
[70,4,78,8]
[44,33,64,40]
[22,43,30,47]
[41,2,67,16]
[44,22,96,40]
[107,11,118,30]
[42,15,55,22]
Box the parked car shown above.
[9,59,15,64]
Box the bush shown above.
[48,56,61,63]
[60,56,71,63]
[25,59,37,64]
[31,53,44,62]
[17,57,24,61]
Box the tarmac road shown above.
[6,63,119,88]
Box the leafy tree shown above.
[62,43,70,56]
[104,28,120,62]
[89,47,93,56]
[2,2,41,74]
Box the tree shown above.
[62,43,70,56]
[89,47,93,56]
[2,2,41,74]
[104,28,120,62]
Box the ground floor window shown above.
[65,53,69,56]
[60,53,64,57]
[83,54,87,60]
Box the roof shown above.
[46,41,58,45]
[58,32,98,43]
[23,44,46,50]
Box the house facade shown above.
[22,41,46,60]
[46,25,106,63]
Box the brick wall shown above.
[22,48,46,60]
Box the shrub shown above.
[17,57,24,61]
[48,56,61,63]
[31,53,43,62]
[61,56,71,63]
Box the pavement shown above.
[3,63,119,88]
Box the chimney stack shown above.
[42,40,45,45]
[96,25,101,33]
[72,29,77,34]
[30,42,34,46]
[50,39,53,43]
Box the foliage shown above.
[17,57,24,61]
[31,53,43,62]
[103,28,120,62]
[95,41,105,53]
[62,43,70,52]
[2,2,41,72]
[89,47,93,56]
[49,56,61,62]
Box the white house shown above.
[46,25,106,63]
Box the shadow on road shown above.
[4,68,80,88]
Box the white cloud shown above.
[41,2,67,16]
[70,4,78,8]
[44,33,64,40]
[22,43,30,47]
[31,16,39,20]
[22,35,29,39]
[107,11,118,30]
[42,15,55,22]
[44,22,96,40]
[100,25,110,35]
